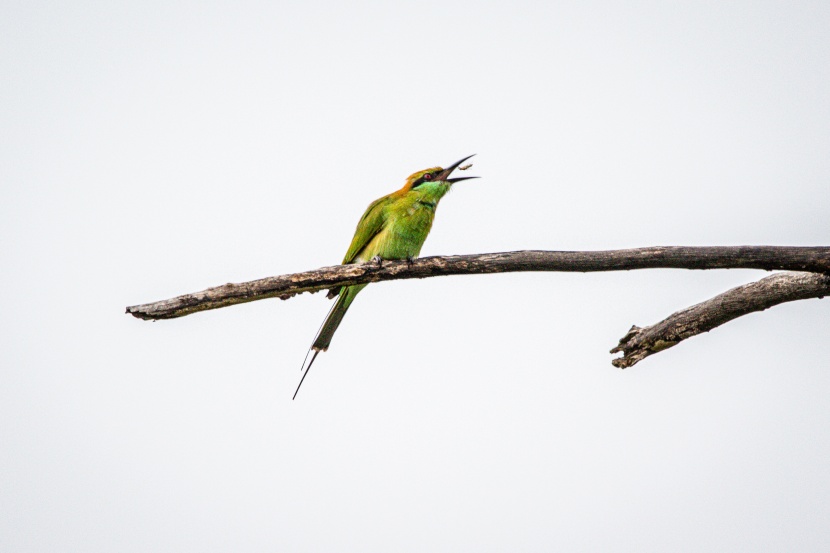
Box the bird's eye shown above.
[423,174,432,181]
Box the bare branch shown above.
[610,271,830,368]
[126,246,830,320]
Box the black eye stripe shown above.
[412,174,431,188]
[412,170,443,188]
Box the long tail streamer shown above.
[293,350,321,400]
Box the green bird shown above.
[294,154,479,398]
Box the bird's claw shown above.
[372,255,383,268]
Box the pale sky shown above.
[2,1,829,551]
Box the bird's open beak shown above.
[437,154,479,183]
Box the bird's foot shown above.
[406,256,415,268]
[371,255,383,268]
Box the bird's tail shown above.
[313,284,365,352]
[293,284,365,399]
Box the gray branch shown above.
[126,246,830,368]
[610,271,830,368]
[126,246,830,321]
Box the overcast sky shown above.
[2,1,829,551]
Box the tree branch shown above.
[126,246,830,320]
[610,271,830,368]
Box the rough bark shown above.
[610,271,830,368]
[126,246,830,321]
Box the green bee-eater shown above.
[293,154,479,398]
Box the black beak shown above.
[436,154,479,183]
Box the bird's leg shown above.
[371,255,383,268]
[406,256,415,268]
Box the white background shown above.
[2,1,829,551]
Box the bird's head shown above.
[402,154,479,191]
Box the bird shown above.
[293,154,479,399]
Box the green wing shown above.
[326,194,391,300]
[342,194,391,264]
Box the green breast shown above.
[373,183,451,260]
